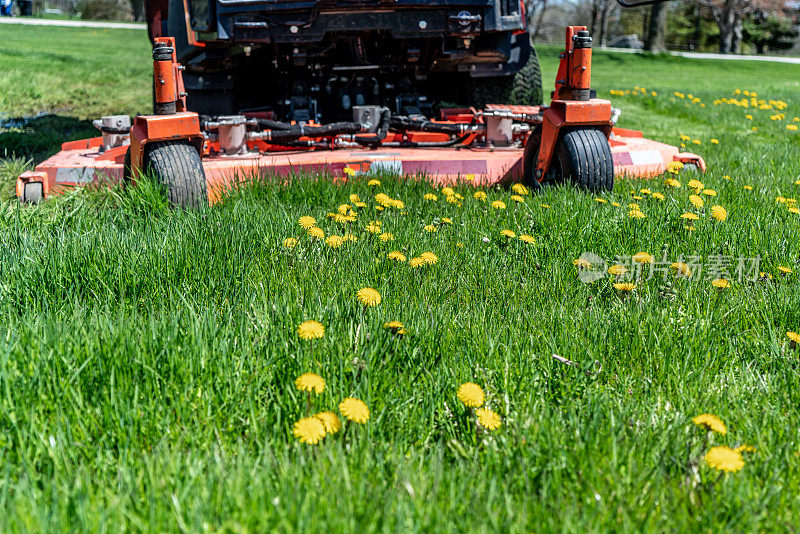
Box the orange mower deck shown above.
[16,125,704,204]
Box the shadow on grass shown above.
[0,114,96,162]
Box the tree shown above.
[743,12,798,52]
[589,0,617,46]
[697,0,787,53]
[129,0,143,20]
[645,1,669,52]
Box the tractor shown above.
[16,0,705,206]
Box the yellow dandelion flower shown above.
[611,201,621,207]
[476,408,502,431]
[640,188,652,195]
[710,205,728,221]
[790,207,800,215]
[441,217,452,224]
[776,196,787,204]
[735,444,756,453]
[664,178,681,188]
[491,200,506,210]
[595,198,608,204]
[632,195,644,200]
[705,446,744,473]
[339,397,370,423]
[778,266,792,274]
[710,139,719,144]
[424,225,438,233]
[297,320,325,340]
[420,252,438,265]
[390,199,405,209]
[510,194,525,203]
[500,229,516,238]
[424,193,438,201]
[349,194,361,203]
[628,209,646,219]
[308,226,325,239]
[743,185,753,191]
[441,187,455,196]
[293,417,327,445]
[681,212,700,220]
[573,258,592,269]
[365,224,381,234]
[387,251,407,262]
[712,278,730,289]
[608,264,627,276]
[326,235,345,248]
[383,321,404,332]
[356,287,381,307]
[368,179,381,186]
[633,252,654,264]
[512,183,529,195]
[473,191,487,201]
[315,411,342,434]
[343,233,357,242]
[379,232,394,242]
[409,257,426,268]
[692,413,727,435]
[283,237,298,248]
[652,192,665,201]
[689,194,705,208]
[519,234,535,243]
[541,204,551,208]
[687,179,704,190]
[457,382,485,408]
[613,282,636,291]
[670,262,692,277]
[702,189,717,196]
[343,166,356,177]
[786,331,800,343]
[298,216,317,229]
[629,203,640,209]
[295,372,326,394]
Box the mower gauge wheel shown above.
[523,127,613,194]
[22,182,43,204]
[143,141,208,209]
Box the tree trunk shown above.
[590,1,599,38]
[129,0,144,21]
[531,0,547,41]
[645,2,668,53]
[599,4,609,47]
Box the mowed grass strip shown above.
[0,27,799,531]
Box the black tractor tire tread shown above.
[470,46,543,107]
[144,141,208,208]
[557,128,614,193]
[508,48,544,106]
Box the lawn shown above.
[1,26,800,532]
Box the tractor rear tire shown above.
[523,127,614,193]
[143,141,208,208]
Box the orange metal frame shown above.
[14,26,707,204]
[535,26,613,180]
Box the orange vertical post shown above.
[153,37,178,115]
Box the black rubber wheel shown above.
[470,46,543,107]
[143,141,208,208]
[123,146,133,185]
[22,182,43,204]
[523,127,613,193]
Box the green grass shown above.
[1,27,800,532]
